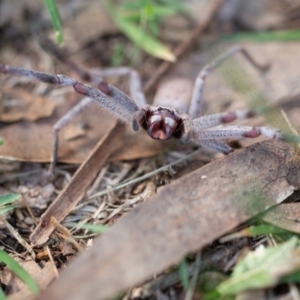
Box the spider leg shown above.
[196,139,233,154]
[49,97,94,175]
[88,68,146,106]
[0,64,139,123]
[188,45,269,119]
[88,68,147,131]
[180,113,195,143]
[195,125,282,140]
[0,64,141,174]
[193,109,253,131]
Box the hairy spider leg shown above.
[182,109,255,143]
[52,67,146,174]
[198,139,233,154]
[188,45,269,119]
[192,125,282,154]
[50,97,94,175]
[88,68,146,107]
[192,110,254,131]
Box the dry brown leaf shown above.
[0,87,169,164]
[37,140,300,300]
[0,98,166,164]
[1,87,56,122]
[0,100,114,163]
[2,259,56,300]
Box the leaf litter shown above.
[1,0,300,299]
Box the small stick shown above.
[30,123,124,246]
[0,215,36,259]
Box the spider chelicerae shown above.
[0,46,284,174]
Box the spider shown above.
[0,46,284,174]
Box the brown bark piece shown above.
[30,123,125,246]
[38,140,300,300]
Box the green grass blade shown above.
[0,194,21,206]
[43,0,64,45]
[0,249,40,295]
[0,205,18,215]
[179,258,190,290]
[0,138,4,146]
[248,224,293,236]
[216,237,300,295]
[104,1,175,61]
[223,30,300,43]
[68,222,108,234]
[0,287,7,300]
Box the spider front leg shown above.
[197,125,282,140]
[180,114,195,143]
[0,64,141,175]
[180,109,254,145]
[192,110,254,131]
[192,125,283,154]
[188,45,269,119]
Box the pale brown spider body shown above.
[0,45,287,174]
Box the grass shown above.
[43,0,64,45]
[0,249,40,296]
[0,194,39,298]
[44,0,188,62]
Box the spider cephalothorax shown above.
[137,106,185,140]
[95,80,192,142]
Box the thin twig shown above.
[45,245,59,278]
[21,197,38,226]
[88,148,201,200]
[185,253,202,300]
[0,215,36,259]
[51,216,83,252]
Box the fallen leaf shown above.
[1,87,56,122]
[216,237,300,296]
[37,140,300,300]
[5,259,56,300]
[0,86,168,164]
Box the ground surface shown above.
[1,0,300,299]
